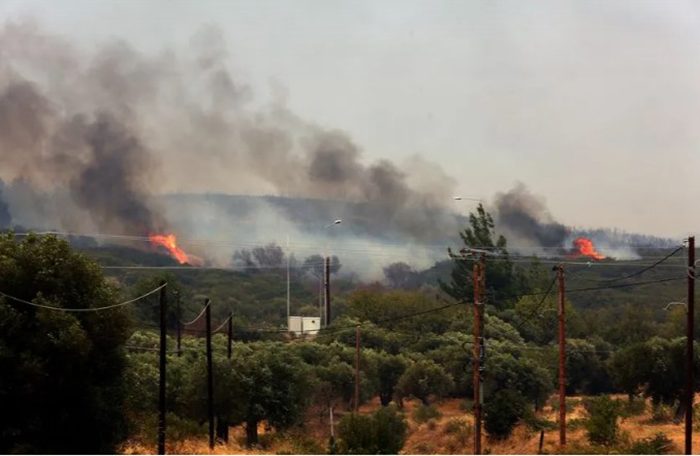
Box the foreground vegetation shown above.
[0,205,696,454]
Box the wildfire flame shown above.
[572,237,606,260]
[149,233,201,265]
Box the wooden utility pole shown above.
[205,299,214,450]
[227,311,233,360]
[556,265,567,447]
[686,236,695,455]
[158,281,167,455]
[472,255,485,455]
[354,324,361,412]
[175,291,182,357]
[325,256,332,326]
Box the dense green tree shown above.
[585,395,621,446]
[440,204,528,309]
[129,272,187,328]
[396,359,454,405]
[235,343,311,446]
[607,337,698,408]
[365,350,409,406]
[0,234,130,453]
[566,338,612,395]
[337,405,407,454]
[484,389,528,439]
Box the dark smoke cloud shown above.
[494,183,569,247]
[70,113,162,234]
[0,19,457,241]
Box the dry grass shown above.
[119,395,698,454]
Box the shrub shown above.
[649,403,674,423]
[627,433,674,454]
[291,435,324,454]
[522,409,556,432]
[412,404,442,424]
[427,419,438,430]
[396,360,454,405]
[444,418,472,446]
[620,396,646,418]
[337,405,408,454]
[548,396,580,413]
[584,396,620,446]
[484,389,528,439]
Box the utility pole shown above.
[325,256,332,326]
[472,254,485,455]
[205,299,214,450]
[227,311,233,360]
[175,291,182,357]
[686,236,695,455]
[354,324,361,412]
[158,281,167,455]
[556,265,567,447]
[286,235,291,330]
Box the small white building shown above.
[288,316,320,336]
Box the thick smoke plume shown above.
[0,20,456,243]
[494,183,568,249]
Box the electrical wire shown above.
[180,300,210,326]
[513,277,558,331]
[233,275,684,336]
[211,316,231,334]
[0,282,167,312]
[597,245,685,283]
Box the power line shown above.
[514,276,558,331]
[180,301,210,326]
[598,245,685,283]
[0,282,166,312]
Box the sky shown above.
[1,0,699,239]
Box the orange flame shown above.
[149,233,198,265]
[573,237,606,260]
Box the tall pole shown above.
[227,311,233,360]
[286,234,291,329]
[556,265,567,447]
[205,299,214,450]
[325,256,332,326]
[354,324,361,412]
[158,281,167,455]
[686,236,695,455]
[175,291,182,357]
[472,257,483,455]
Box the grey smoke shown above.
[0,19,457,242]
[494,183,569,248]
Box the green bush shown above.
[522,409,556,432]
[626,433,674,454]
[290,435,324,454]
[548,396,580,413]
[443,418,472,446]
[620,396,646,418]
[650,403,674,423]
[484,389,528,439]
[337,405,408,454]
[584,396,620,446]
[412,404,442,423]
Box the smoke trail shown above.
[494,183,569,248]
[0,19,456,241]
